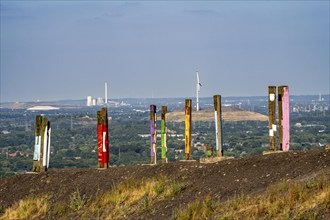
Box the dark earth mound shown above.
[0,149,329,219]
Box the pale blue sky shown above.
[1,1,329,102]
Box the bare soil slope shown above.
[0,150,329,219]
[166,108,268,122]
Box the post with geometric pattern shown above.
[268,86,277,151]
[33,115,43,172]
[33,115,51,172]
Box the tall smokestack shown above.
[105,82,108,105]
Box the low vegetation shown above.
[87,177,187,219]
[173,174,330,220]
[0,195,49,220]
[1,174,328,219]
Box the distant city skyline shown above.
[1,1,329,102]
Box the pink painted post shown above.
[282,86,290,151]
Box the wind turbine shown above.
[196,70,202,111]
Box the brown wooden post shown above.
[33,115,43,172]
[150,105,157,164]
[40,118,48,172]
[40,118,48,171]
[268,86,277,151]
[214,95,223,157]
[161,106,168,164]
[185,99,192,160]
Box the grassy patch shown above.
[69,189,86,211]
[88,177,187,219]
[173,174,330,220]
[0,195,49,220]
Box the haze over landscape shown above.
[1,1,329,102]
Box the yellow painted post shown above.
[185,99,192,160]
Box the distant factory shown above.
[86,82,127,107]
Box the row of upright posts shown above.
[31,86,289,170]
[150,105,168,164]
[268,85,290,152]
[153,95,224,163]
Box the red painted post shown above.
[97,111,103,168]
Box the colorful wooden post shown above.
[268,86,277,151]
[97,108,110,168]
[33,115,51,172]
[161,106,168,163]
[33,115,43,172]
[46,121,51,169]
[150,105,157,164]
[214,95,223,157]
[102,108,110,167]
[41,118,51,171]
[278,86,290,151]
[97,111,102,167]
[185,99,192,160]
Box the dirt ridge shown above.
[0,149,329,219]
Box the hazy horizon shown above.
[1,93,329,104]
[1,1,329,102]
